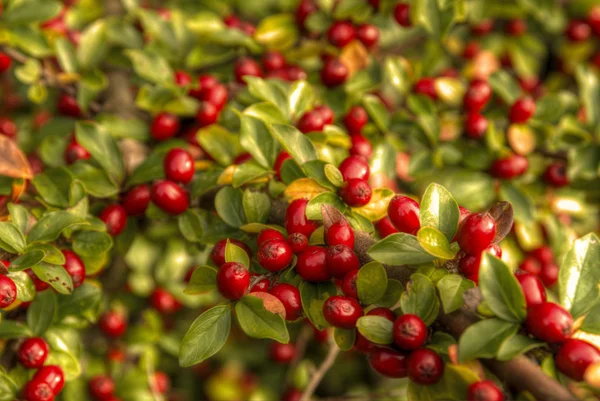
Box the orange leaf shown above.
[248,292,286,319]
[340,40,369,78]
[0,136,33,180]
[284,178,330,202]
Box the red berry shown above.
[262,51,286,71]
[0,274,17,308]
[18,338,49,369]
[321,58,348,87]
[234,153,252,165]
[350,134,373,159]
[354,331,376,353]
[122,185,150,216]
[393,314,427,351]
[150,288,182,314]
[394,4,411,27]
[250,277,270,293]
[413,77,437,100]
[164,148,195,184]
[25,269,49,292]
[519,256,542,275]
[530,246,554,265]
[234,57,262,84]
[515,272,546,308]
[283,388,303,401]
[343,106,368,134]
[387,196,420,234]
[217,262,250,300]
[464,79,492,112]
[269,283,302,320]
[467,380,505,401]
[544,163,568,187]
[62,250,85,288]
[323,295,363,328]
[99,204,127,236]
[258,239,293,272]
[269,342,297,364]
[464,113,488,139]
[525,302,573,343]
[370,348,408,378]
[368,307,396,321]
[224,14,241,28]
[509,97,536,124]
[288,232,309,254]
[174,70,192,87]
[471,19,494,36]
[505,19,526,36]
[152,372,170,394]
[589,6,600,35]
[539,263,559,288]
[64,140,91,164]
[314,105,334,124]
[296,0,317,27]
[341,269,358,298]
[340,178,372,207]
[195,101,219,127]
[490,154,529,179]
[326,221,354,248]
[0,117,17,138]
[463,41,480,59]
[339,155,370,181]
[34,365,65,394]
[368,0,380,9]
[565,20,591,42]
[326,245,360,279]
[99,311,127,338]
[57,94,82,118]
[89,375,115,400]
[375,217,399,238]
[296,246,331,282]
[286,65,308,81]
[356,24,379,48]
[285,199,319,237]
[24,379,54,401]
[197,84,228,111]
[151,113,180,141]
[274,151,291,180]
[459,253,481,278]
[150,180,189,215]
[257,229,285,245]
[327,21,355,48]
[297,110,325,133]
[457,213,496,255]
[407,348,444,385]
[0,52,12,73]
[210,239,251,267]
[556,339,600,381]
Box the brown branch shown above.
[300,340,340,401]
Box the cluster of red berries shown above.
[338,154,372,207]
[518,246,559,288]
[17,338,65,401]
[0,51,12,74]
[326,20,379,49]
[455,211,499,283]
[88,375,120,401]
[233,52,307,84]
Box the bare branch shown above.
[300,341,340,401]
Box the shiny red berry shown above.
[530,246,554,265]
[465,113,488,139]
[341,269,358,298]
[257,229,285,246]
[57,94,82,118]
[314,105,334,124]
[0,117,17,138]
[297,110,325,133]
[350,134,373,159]
[321,58,348,87]
[544,163,568,187]
[296,246,330,282]
[457,213,496,255]
[490,154,529,179]
[413,77,437,100]
[35,365,65,394]
[283,387,303,401]
[368,307,396,321]
[393,314,427,351]
[285,199,319,237]
[195,101,219,127]
[288,232,309,254]
[327,21,355,48]
[24,379,54,401]
[174,70,192,87]
[326,221,354,248]
[62,250,85,288]
[18,338,48,369]
[286,65,307,81]
[505,19,526,36]
[394,3,411,27]
[121,184,151,216]
[164,148,195,184]
[323,295,363,329]
[262,51,286,71]
[217,262,250,300]
[234,57,262,83]
[519,256,542,275]
[269,283,302,320]
[565,20,591,42]
[515,272,546,308]
[356,24,379,48]
[210,239,251,266]
[509,97,536,124]
[0,52,12,73]
[525,302,573,343]
[539,263,559,288]
[343,106,368,134]
[270,342,296,364]
[296,0,316,27]
[556,339,600,381]
[375,216,399,238]
[150,288,182,314]
[258,239,293,272]
[340,178,372,207]
[0,274,17,308]
[370,348,408,378]
[99,311,127,338]
[89,375,115,400]
[467,380,504,401]
[196,83,228,111]
[25,269,49,292]
[151,113,180,141]
[64,140,90,164]
[464,80,492,112]
[339,155,370,181]
[152,372,170,394]
[274,151,291,180]
[150,180,189,215]
[99,204,127,236]
[589,6,600,35]
[407,348,444,385]
[326,245,360,279]
[250,277,270,293]
[387,195,420,234]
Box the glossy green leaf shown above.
[27,211,89,244]
[420,183,460,241]
[288,80,314,119]
[437,274,475,314]
[8,271,35,302]
[458,318,519,363]
[215,187,246,228]
[306,193,346,220]
[357,261,388,305]
[0,222,26,253]
[242,190,271,224]
[31,263,74,295]
[580,303,600,334]
[334,328,355,351]
[27,290,57,336]
[232,161,270,188]
[300,281,337,330]
[479,254,527,322]
[77,20,109,70]
[0,320,33,339]
[70,162,119,198]
[417,227,457,260]
[400,274,438,325]
[184,266,218,295]
[245,77,289,115]
[225,240,250,267]
[356,315,393,344]
[368,233,437,265]
[75,121,125,184]
[72,231,113,257]
[253,13,299,51]
[239,115,279,169]
[179,305,231,367]
[375,279,403,308]
[235,295,290,343]
[125,49,173,84]
[496,334,544,361]
[3,0,61,24]
[197,125,241,166]
[269,124,318,165]
[9,250,45,271]
[56,283,102,322]
[575,65,600,128]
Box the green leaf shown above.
[77,20,109,70]
[184,266,217,295]
[3,0,61,24]
[437,274,475,314]
[27,244,65,265]
[401,274,439,325]
[31,167,71,207]
[324,164,344,188]
[357,261,388,305]
[575,65,600,129]
[427,331,456,355]
[125,49,173,84]
[368,233,437,265]
[558,233,600,318]
[269,124,318,165]
[496,334,544,361]
[375,279,403,308]
[580,303,600,334]
[288,80,314,119]
[179,305,231,367]
[242,190,271,224]
[215,187,246,228]
[356,315,393,344]
[306,193,346,220]
[363,94,390,132]
[31,263,74,294]
[244,102,288,125]
[254,13,299,51]
[198,125,241,166]
[55,38,78,73]
[72,231,113,257]
[488,71,521,104]
[239,115,279,169]
[458,318,519,363]
[8,271,35,302]
[55,283,102,322]
[26,290,57,336]
[27,211,89,244]
[419,183,460,241]
[70,162,119,198]
[235,295,290,343]
[334,328,355,351]
[499,182,534,223]
[411,0,441,37]
[0,320,32,339]
[300,281,337,330]
[75,121,125,184]
[245,77,289,115]
[126,143,183,187]
[9,250,45,271]
[479,254,527,323]
[0,222,26,253]
[232,161,270,188]
[8,203,31,235]
[417,227,457,260]
[225,240,250,267]
[97,114,149,141]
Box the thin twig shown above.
[286,324,313,380]
[299,341,340,401]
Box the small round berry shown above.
[195,101,219,127]
[62,250,86,288]
[286,65,308,81]
[0,117,17,138]
[556,339,600,382]
[151,113,180,141]
[174,70,192,87]
[350,134,373,159]
[122,185,151,216]
[283,387,303,401]
[288,232,309,254]
[464,80,492,112]
[321,58,348,87]
[505,19,526,36]
[370,348,408,378]
[257,229,285,246]
[99,204,127,236]
[589,6,600,35]
[339,155,370,181]
[356,24,379,48]
[296,0,317,27]
[150,288,182,314]
[250,277,270,293]
[297,110,325,133]
[198,84,228,111]
[413,77,437,100]
[565,20,591,42]
[296,246,331,282]
[530,246,554,265]
[164,148,195,184]
[326,221,354,248]
[323,295,363,329]
[340,179,372,207]
[490,154,529,179]
[269,283,302,320]
[341,269,358,298]
[217,262,250,300]
[99,311,127,338]
[465,113,488,139]
[26,269,49,292]
[459,253,481,278]
[375,216,399,238]
[387,196,420,235]
[234,57,263,83]
[544,163,568,187]
[270,342,297,364]
[285,199,319,237]
[64,140,91,164]
[263,51,286,71]
[23,379,54,401]
[327,21,356,48]
[394,3,411,27]
[0,52,12,73]
[539,263,558,288]
[314,105,334,124]
[89,375,115,400]
[515,272,546,308]
[18,338,49,369]
[152,372,170,394]
[210,239,251,266]
[326,245,360,279]
[368,307,396,321]
[354,331,376,354]
[0,274,17,308]
[457,213,496,255]
[393,314,427,351]
[35,365,65,394]
[466,380,505,401]
[258,239,293,272]
[519,256,542,275]
[343,106,368,134]
[407,348,444,385]
[471,19,495,35]
[274,151,292,180]
[525,302,573,343]
[150,180,189,215]
[509,97,536,124]
[57,94,82,118]
[463,41,480,59]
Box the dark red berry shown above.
[283,388,303,401]
[393,314,427,351]
[288,232,309,254]
[370,348,408,378]
[509,97,536,124]
[457,213,496,255]
[539,263,559,288]
[151,113,180,141]
[196,83,228,111]
[122,185,151,216]
[321,58,348,87]
[462,41,480,59]
[210,239,251,267]
[515,272,546,308]
[285,199,319,237]
[525,302,573,343]
[356,24,379,48]
[519,256,542,275]
[471,19,494,36]
[89,375,115,400]
[150,288,182,314]
[258,239,293,272]
[327,21,355,48]
[350,134,373,159]
[0,117,17,138]
[34,365,65,394]
[62,250,85,288]
[57,94,82,118]
[25,269,49,292]
[0,274,17,308]
[296,246,330,282]
[326,221,354,248]
[195,101,219,127]
[257,229,285,246]
[413,77,437,100]
[269,342,296,364]
[250,277,270,293]
[556,339,600,381]
[505,19,526,36]
[341,269,358,298]
[262,51,286,71]
[99,204,127,236]
[234,57,262,84]
[466,380,505,401]
[530,246,554,265]
[269,283,302,320]
[234,152,252,164]
[24,379,54,401]
[18,338,48,369]
[150,180,189,215]
[99,311,127,338]
[565,20,591,42]
[0,52,12,73]
[217,262,250,300]
[296,0,316,27]
[464,79,492,112]
[340,178,372,207]
[323,295,363,329]
[297,110,325,133]
[368,307,396,321]
[490,154,529,179]
[174,70,192,87]
[387,195,420,234]
[544,163,568,187]
[286,65,307,81]
[375,216,398,238]
[152,372,170,394]
[339,155,370,181]
[394,4,411,27]
[64,140,90,164]
[407,348,444,385]
[354,331,376,354]
[589,6,600,35]
[164,148,195,184]
[274,152,291,180]
[314,105,334,124]
[326,245,360,279]
[464,113,488,139]
[343,106,368,134]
